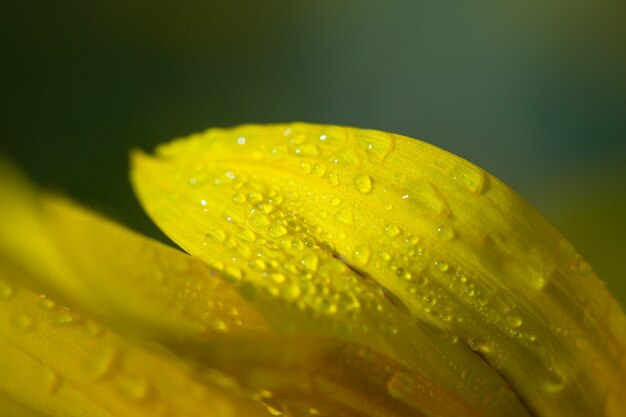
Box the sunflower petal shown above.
[0,161,516,416]
[131,122,626,417]
[0,272,268,417]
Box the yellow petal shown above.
[0,160,510,416]
[132,122,626,416]
[0,273,268,417]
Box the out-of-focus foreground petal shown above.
[0,163,272,416]
[131,123,626,417]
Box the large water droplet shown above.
[354,174,373,194]
[268,224,287,238]
[355,130,396,163]
[452,162,486,195]
[386,370,415,400]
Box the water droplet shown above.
[11,313,35,332]
[38,295,56,309]
[387,370,415,399]
[238,229,256,242]
[578,261,592,275]
[435,261,449,272]
[436,225,455,241]
[203,229,228,245]
[269,272,286,284]
[268,224,287,238]
[300,162,312,173]
[355,131,396,162]
[292,144,319,157]
[395,268,412,281]
[250,259,267,271]
[401,181,450,216]
[385,224,400,237]
[378,251,391,261]
[117,374,150,401]
[44,368,63,394]
[300,253,319,272]
[354,245,371,265]
[54,308,82,326]
[85,320,105,338]
[0,279,14,300]
[327,172,340,187]
[89,347,118,381]
[236,136,246,145]
[224,266,243,282]
[452,162,486,195]
[232,192,246,204]
[249,191,264,204]
[543,367,566,393]
[415,276,428,286]
[354,174,373,194]
[336,207,354,225]
[312,163,327,177]
[506,316,522,328]
[283,283,302,300]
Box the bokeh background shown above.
[1,1,625,302]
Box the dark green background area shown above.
[1,1,625,301]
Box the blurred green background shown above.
[1,1,625,302]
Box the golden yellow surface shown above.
[1,123,624,416]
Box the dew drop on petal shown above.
[385,224,400,237]
[44,368,63,395]
[38,295,56,309]
[117,374,150,401]
[354,245,371,265]
[387,370,415,400]
[232,193,246,204]
[300,253,319,272]
[292,144,320,157]
[436,225,455,241]
[452,162,486,195]
[354,174,373,194]
[435,261,449,272]
[506,315,522,328]
[312,163,327,177]
[268,224,287,238]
